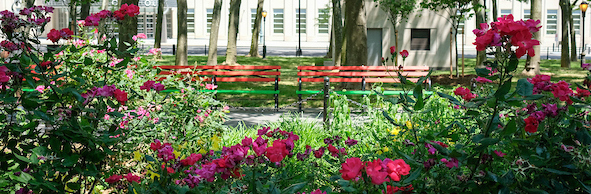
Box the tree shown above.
[343,0,367,67]
[373,0,416,66]
[560,0,570,67]
[154,0,165,59]
[176,0,188,66]
[523,0,542,75]
[25,0,35,7]
[325,1,343,66]
[80,0,92,21]
[569,0,581,62]
[225,0,242,65]
[248,0,264,57]
[118,0,139,55]
[421,0,472,76]
[207,0,223,66]
[473,0,486,67]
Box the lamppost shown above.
[262,10,267,59]
[296,0,302,57]
[581,1,588,66]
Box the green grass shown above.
[153,55,588,108]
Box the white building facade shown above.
[0,0,588,69]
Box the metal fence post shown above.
[323,76,330,131]
[172,44,176,55]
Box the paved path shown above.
[223,108,324,128]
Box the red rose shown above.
[385,159,411,181]
[265,140,289,163]
[339,157,363,180]
[124,172,141,183]
[105,174,122,184]
[524,116,539,133]
[47,29,61,43]
[389,46,396,55]
[365,159,389,185]
[40,61,51,67]
[399,50,409,58]
[113,89,128,105]
[60,28,73,39]
[180,153,202,166]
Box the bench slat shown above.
[300,78,421,83]
[297,66,429,71]
[155,65,281,70]
[296,90,433,95]
[205,77,279,82]
[160,71,280,76]
[298,71,427,77]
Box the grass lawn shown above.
[153,55,588,108]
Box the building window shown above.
[58,8,68,29]
[296,9,306,34]
[547,9,558,35]
[187,9,195,33]
[166,11,173,38]
[318,8,330,34]
[273,9,284,33]
[574,10,581,35]
[206,9,213,33]
[524,9,530,19]
[410,29,430,51]
[146,14,154,38]
[501,9,511,17]
[251,9,257,30]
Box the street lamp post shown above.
[296,0,302,57]
[581,2,588,66]
[262,10,267,59]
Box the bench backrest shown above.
[297,65,429,83]
[153,65,281,82]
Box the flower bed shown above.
[1,5,591,194]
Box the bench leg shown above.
[298,77,302,113]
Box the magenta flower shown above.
[475,76,493,83]
[493,150,506,157]
[582,63,591,70]
[399,50,409,59]
[206,84,218,90]
[389,46,396,55]
[440,158,459,168]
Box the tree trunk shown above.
[326,32,333,58]
[25,0,35,7]
[80,2,91,21]
[69,1,77,36]
[248,0,264,57]
[569,6,577,62]
[523,0,541,75]
[560,0,570,68]
[332,0,343,66]
[154,0,165,58]
[226,0,242,65]
[207,0,223,66]
[344,0,367,67]
[118,0,139,55]
[473,0,486,67]
[176,0,189,66]
[492,0,498,21]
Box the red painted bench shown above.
[153,65,281,109]
[296,65,431,111]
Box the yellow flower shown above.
[390,127,400,136]
[196,140,204,146]
[133,151,142,161]
[147,170,160,179]
[211,135,221,151]
[198,148,207,154]
[406,121,413,129]
[173,150,181,158]
[382,147,390,152]
[377,150,383,155]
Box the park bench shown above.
[296,65,432,111]
[153,65,281,109]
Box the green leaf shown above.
[14,153,30,163]
[63,155,80,167]
[501,119,517,136]
[281,182,307,194]
[495,81,512,99]
[544,168,572,175]
[66,182,81,190]
[402,168,422,185]
[480,138,500,146]
[506,54,519,72]
[33,110,51,121]
[576,130,591,145]
[487,171,498,182]
[437,92,461,105]
[413,84,424,110]
[475,68,491,77]
[515,78,534,96]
